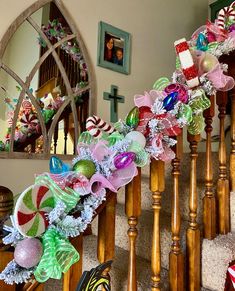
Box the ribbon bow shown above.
[35,175,80,212]
[34,228,79,282]
[187,89,211,135]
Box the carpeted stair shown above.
[45,152,235,290]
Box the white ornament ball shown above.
[125,131,146,148]
[14,238,43,268]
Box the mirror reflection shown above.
[0,2,90,156]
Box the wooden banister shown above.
[186,133,201,291]
[216,91,230,234]
[125,168,141,291]
[97,193,117,289]
[169,133,184,291]
[150,159,165,291]
[203,95,216,239]
[230,88,235,192]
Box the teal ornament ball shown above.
[126,106,139,128]
[50,156,70,174]
[73,159,96,178]
[196,33,208,51]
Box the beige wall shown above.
[0,0,208,194]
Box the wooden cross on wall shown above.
[103,85,125,123]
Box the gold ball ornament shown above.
[73,159,96,178]
[200,53,218,73]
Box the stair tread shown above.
[93,202,188,269]
[202,232,235,291]
[82,235,169,290]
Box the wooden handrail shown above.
[186,133,201,291]
[150,158,165,291]
[203,95,216,239]
[169,133,184,291]
[216,91,230,234]
[125,168,141,291]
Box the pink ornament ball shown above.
[14,238,43,268]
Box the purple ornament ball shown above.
[114,152,136,169]
[14,238,43,268]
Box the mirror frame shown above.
[0,0,96,159]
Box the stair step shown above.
[202,233,235,291]
[82,235,169,290]
[92,203,188,270]
[118,152,219,224]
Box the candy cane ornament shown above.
[217,2,235,30]
[174,38,199,89]
[86,115,116,138]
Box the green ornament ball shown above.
[126,106,139,128]
[73,159,96,178]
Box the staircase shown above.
[84,153,234,291]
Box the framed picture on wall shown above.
[97,21,131,75]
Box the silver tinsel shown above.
[47,200,67,224]
[0,260,35,285]
[54,192,106,238]
[199,75,216,96]
[109,139,131,153]
[2,216,23,246]
[151,99,165,115]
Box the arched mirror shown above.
[0,0,95,158]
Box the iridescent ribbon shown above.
[187,89,211,135]
[35,175,80,212]
[34,228,79,282]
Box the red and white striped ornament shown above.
[217,2,235,30]
[86,115,115,138]
[174,38,199,89]
[22,100,32,114]
[228,264,235,288]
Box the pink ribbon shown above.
[90,163,138,196]
[134,90,166,108]
[151,134,175,162]
[206,63,235,91]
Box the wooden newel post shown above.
[0,186,15,291]
[186,133,201,291]
[97,193,117,287]
[203,95,216,239]
[150,158,165,291]
[125,168,141,291]
[0,186,14,250]
[216,91,230,234]
[169,133,184,291]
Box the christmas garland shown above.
[1,3,235,285]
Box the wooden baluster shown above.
[97,193,117,289]
[63,235,83,291]
[169,133,184,291]
[125,168,141,291]
[203,95,216,239]
[216,91,230,234]
[0,186,14,291]
[186,133,201,291]
[230,88,235,192]
[150,159,165,291]
[64,115,69,155]
[54,123,59,154]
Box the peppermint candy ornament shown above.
[14,184,55,237]
[174,38,199,89]
[86,115,115,138]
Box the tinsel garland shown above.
[0,260,35,285]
